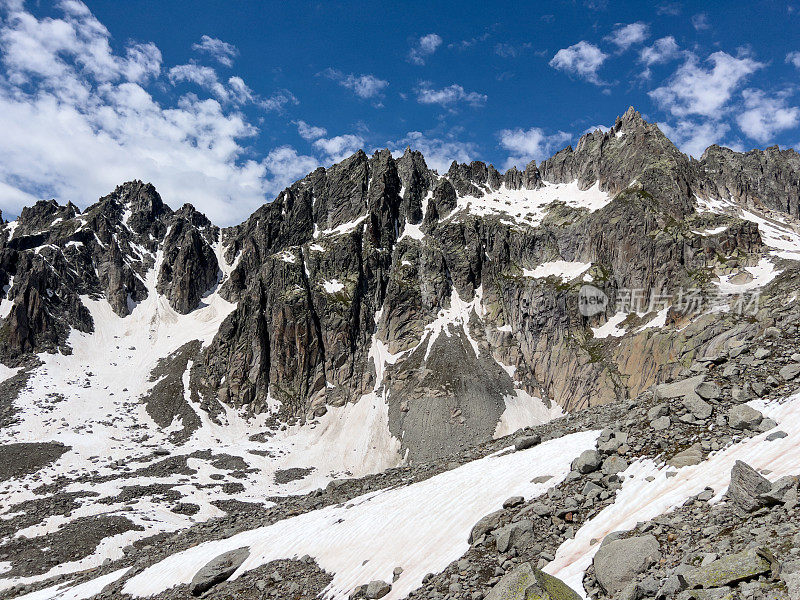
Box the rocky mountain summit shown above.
[2,107,800,600]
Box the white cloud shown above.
[498,127,572,170]
[640,36,680,66]
[691,13,710,31]
[192,35,238,67]
[263,146,320,190]
[168,63,227,99]
[167,63,295,111]
[737,89,800,144]
[296,120,327,141]
[658,119,731,157]
[549,41,608,84]
[649,51,764,117]
[389,131,477,173]
[786,51,800,69]
[606,22,649,51]
[321,68,388,99]
[415,83,487,107]
[313,134,365,163]
[408,33,442,65]
[0,0,303,225]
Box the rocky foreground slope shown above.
[1,107,800,599]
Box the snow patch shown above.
[591,311,628,338]
[16,566,131,600]
[121,430,600,600]
[494,389,564,438]
[523,261,591,281]
[322,279,345,294]
[715,258,780,293]
[452,181,611,227]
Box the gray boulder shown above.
[727,460,771,512]
[727,405,763,430]
[683,548,773,589]
[654,376,705,400]
[695,381,721,400]
[494,520,533,553]
[469,509,504,543]
[760,475,798,505]
[651,416,671,431]
[485,561,581,600]
[365,580,391,599]
[601,455,628,476]
[190,547,250,596]
[572,449,602,474]
[593,534,661,595]
[668,444,703,468]
[682,394,713,420]
[780,363,800,381]
[514,435,542,451]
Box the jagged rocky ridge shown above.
[1,107,799,462]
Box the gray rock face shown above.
[593,534,661,595]
[727,460,771,512]
[3,106,799,464]
[189,547,249,596]
[156,206,219,314]
[485,562,581,600]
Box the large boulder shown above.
[189,547,250,596]
[593,535,661,595]
[572,449,602,474]
[494,520,534,553]
[684,548,774,589]
[727,405,763,430]
[469,509,505,544]
[727,460,771,512]
[654,376,705,400]
[485,562,581,600]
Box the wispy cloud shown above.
[408,33,442,65]
[295,120,327,141]
[415,83,487,107]
[549,41,608,85]
[786,51,800,69]
[606,22,650,51]
[168,64,296,110]
[191,35,239,67]
[320,68,389,99]
[691,13,711,31]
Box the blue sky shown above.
[0,0,799,224]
